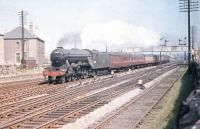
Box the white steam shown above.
[80,20,160,51]
[58,20,160,51]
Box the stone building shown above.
[0,34,4,64]
[4,27,45,66]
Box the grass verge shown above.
[150,67,194,129]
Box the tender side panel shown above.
[88,52,110,69]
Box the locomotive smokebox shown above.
[50,47,66,67]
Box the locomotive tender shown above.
[43,47,170,83]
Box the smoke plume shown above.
[57,32,81,48]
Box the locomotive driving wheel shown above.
[67,76,72,82]
[71,76,75,81]
[60,76,66,83]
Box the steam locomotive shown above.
[43,47,170,83]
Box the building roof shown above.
[4,26,44,42]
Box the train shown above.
[43,47,170,83]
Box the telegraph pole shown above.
[191,26,197,61]
[106,43,108,53]
[74,41,76,48]
[179,0,199,72]
[19,10,25,68]
[188,0,191,68]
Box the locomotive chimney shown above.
[57,47,63,49]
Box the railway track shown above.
[0,62,177,103]
[92,67,184,129]
[0,65,156,127]
[0,62,178,129]
[0,78,44,97]
[0,63,161,104]
[0,69,135,105]
[0,73,43,84]
[0,75,101,104]
[0,79,40,92]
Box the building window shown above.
[16,53,21,63]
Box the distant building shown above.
[0,34,4,64]
[4,26,45,66]
[121,48,142,53]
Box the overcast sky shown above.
[0,0,199,53]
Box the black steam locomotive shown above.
[43,47,170,83]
